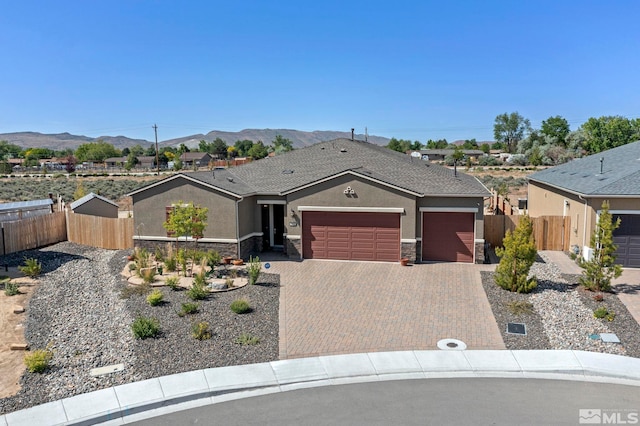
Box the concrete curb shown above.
[2,350,640,425]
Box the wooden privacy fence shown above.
[66,210,134,250]
[484,215,570,251]
[0,211,67,255]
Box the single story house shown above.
[104,157,127,167]
[69,192,119,218]
[129,138,490,263]
[527,141,640,268]
[180,152,213,168]
[414,149,485,162]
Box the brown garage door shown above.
[302,212,400,261]
[422,212,474,263]
[613,214,640,268]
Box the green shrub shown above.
[146,289,164,306]
[131,316,160,339]
[206,250,221,268]
[230,299,251,314]
[247,256,261,285]
[4,281,20,296]
[18,258,42,278]
[235,332,260,345]
[181,302,199,315]
[154,246,165,263]
[192,321,211,340]
[164,256,177,272]
[24,348,53,373]
[593,306,607,318]
[495,216,537,293]
[134,247,151,270]
[506,300,534,315]
[140,267,156,284]
[225,278,235,288]
[187,280,208,301]
[165,276,180,290]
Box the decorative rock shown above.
[12,305,25,314]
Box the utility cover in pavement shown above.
[507,323,526,335]
[600,333,621,343]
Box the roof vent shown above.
[227,177,234,182]
[340,148,347,153]
[282,169,294,174]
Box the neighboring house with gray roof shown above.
[69,193,119,218]
[527,141,640,267]
[128,138,490,263]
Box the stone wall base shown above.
[401,241,417,263]
[475,241,485,264]
[286,238,301,260]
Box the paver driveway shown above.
[268,260,505,359]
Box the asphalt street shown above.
[132,378,640,425]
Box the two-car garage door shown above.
[302,212,400,262]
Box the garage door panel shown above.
[613,215,640,268]
[422,212,474,263]
[302,212,400,261]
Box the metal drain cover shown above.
[437,338,467,351]
[507,323,526,335]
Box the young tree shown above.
[494,215,538,293]
[163,202,209,253]
[272,135,294,154]
[579,201,622,292]
[541,115,570,146]
[493,112,532,153]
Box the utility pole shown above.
[153,124,159,175]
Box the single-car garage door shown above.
[613,214,640,268]
[302,212,400,262]
[422,211,474,263]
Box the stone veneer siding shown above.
[401,241,417,263]
[239,235,262,261]
[474,241,485,264]
[286,238,302,260]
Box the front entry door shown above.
[261,204,285,250]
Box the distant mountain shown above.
[160,129,390,149]
[0,129,390,151]
[0,132,152,151]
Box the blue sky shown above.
[1,1,638,143]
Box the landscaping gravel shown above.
[0,242,279,415]
[482,252,639,356]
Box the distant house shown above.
[136,156,156,169]
[69,193,119,218]
[414,149,485,162]
[104,157,127,167]
[180,152,213,169]
[527,141,640,268]
[129,138,490,264]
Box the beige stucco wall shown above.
[73,199,118,218]
[132,177,238,239]
[416,197,486,240]
[286,175,416,239]
[238,196,258,238]
[529,181,640,249]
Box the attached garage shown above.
[422,211,475,263]
[302,211,400,261]
[613,214,640,268]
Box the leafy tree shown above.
[528,146,543,166]
[163,202,209,252]
[227,146,237,158]
[73,181,87,200]
[409,140,423,151]
[75,141,120,162]
[65,155,76,173]
[490,141,506,151]
[0,161,12,174]
[425,139,448,149]
[493,112,532,153]
[272,135,294,154]
[121,147,130,156]
[494,215,538,293]
[578,201,622,292]
[541,115,570,147]
[234,139,254,156]
[579,116,640,154]
[247,141,269,159]
[0,141,23,159]
[144,146,156,156]
[129,144,144,156]
[452,146,464,163]
[24,147,55,166]
[211,138,228,158]
[480,143,491,154]
[125,153,138,171]
[462,138,479,149]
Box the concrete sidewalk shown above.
[542,250,640,325]
[2,350,640,426]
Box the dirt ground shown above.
[0,269,36,399]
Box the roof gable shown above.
[70,193,119,210]
[528,141,640,196]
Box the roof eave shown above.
[127,173,244,199]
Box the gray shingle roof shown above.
[527,141,640,196]
[184,139,488,197]
[70,193,119,210]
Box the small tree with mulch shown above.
[495,215,537,293]
[579,200,622,292]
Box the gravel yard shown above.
[481,252,640,358]
[0,242,279,415]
